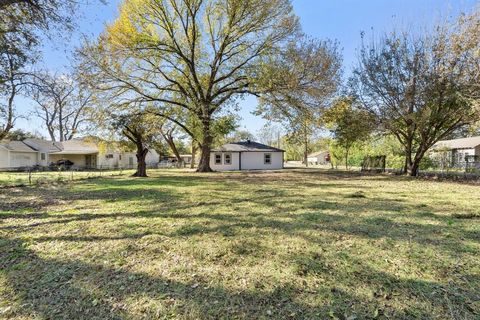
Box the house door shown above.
[85,155,97,169]
[129,156,134,168]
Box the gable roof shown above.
[23,138,62,153]
[212,141,284,152]
[308,150,328,157]
[11,138,99,154]
[0,141,37,153]
[433,136,480,150]
[54,140,98,154]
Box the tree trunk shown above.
[133,144,148,177]
[0,83,16,140]
[345,148,349,170]
[164,134,182,164]
[304,133,309,167]
[407,162,419,177]
[190,142,197,169]
[58,104,64,142]
[196,118,213,172]
[403,137,414,175]
[197,141,213,172]
[407,145,428,177]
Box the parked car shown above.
[49,159,74,170]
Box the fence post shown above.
[28,169,32,186]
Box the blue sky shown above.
[15,0,478,137]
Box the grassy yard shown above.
[0,169,138,188]
[0,169,479,319]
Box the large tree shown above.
[0,32,32,140]
[80,0,299,172]
[110,111,159,177]
[30,72,94,141]
[323,97,375,169]
[351,12,480,176]
[0,0,103,139]
[254,36,342,166]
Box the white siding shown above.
[210,152,240,171]
[38,152,49,166]
[98,152,122,168]
[475,146,480,156]
[145,150,160,165]
[241,152,283,170]
[0,149,9,168]
[210,151,283,171]
[9,152,37,167]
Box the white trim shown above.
[224,153,232,165]
[264,153,272,165]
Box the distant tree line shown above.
[1,0,478,177]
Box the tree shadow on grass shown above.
[1,205,476,259]
[2,236,476,319]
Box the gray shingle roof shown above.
[55,140,98,154]
[433,136,480,150]
[22,138,98,154]
[23,138,62,152]
[0,141,37,152]
[308,150,328,157]
[212,141,284,152]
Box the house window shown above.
[105,154,114,159]
[224,153,232,165]
[264,153,272,165]
[41,153,46,160]
[215,153,222,165]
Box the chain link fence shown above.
[0,162,191,188]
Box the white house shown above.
[431,136,480,167]
[210,140,284,171]
[307,150,330,165]
[0,141,40,169]
[0,138,159,170]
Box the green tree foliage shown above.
[323,98,374,169]
[110,111,159,177]
[255,35,342,166]
[0,0,103,140]
[80,0,299,172]
[0,24,33,140]
[2,128,42,141]
[351,10,480,176]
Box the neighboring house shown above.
[0,141,40,169]
[179,154,193,164]
[307,151,330,165]
[23,138,98,168]
[0,138,159,170]
[160,154,193,164]
[210,140,284,171]
[100,150,159,169]
[431,136,480,168]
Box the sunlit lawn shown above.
[0,169,138,188]
[0,169,479,319]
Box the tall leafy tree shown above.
[80,0,299,172]
[255,36,342,166]
[351,12,480,176]
[110,111,159,177]
[0,48,29,140]
[30,71,94,141]
[0,15,35,140]
[323,97,374,169]
[0,0,103,139]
